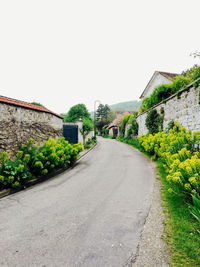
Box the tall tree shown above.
[95,104,114,135]
[64,104,91,122]
[96,104,110,120]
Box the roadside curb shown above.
[0,142,97,200]
[77,142,97,162]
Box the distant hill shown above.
[89,100,141,117]
[109,100,141,112]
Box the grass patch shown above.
[117,137,200,267]
[116,136,145,152]
[157,161,200,267]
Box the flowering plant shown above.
[138,122,200,196]
[160,107,164,114]
[0,137,84,190]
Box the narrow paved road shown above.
[0,138,155,267]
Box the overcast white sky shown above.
[0,0,199,114]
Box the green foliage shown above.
[96,104,110,120]
[117,131,200,266]
[145,109,163,134]
[138,122,200,199]
[107,110,116,124]
[117,136,144,152]
[84,136,97,149]
[139,65,200,113]
[119,114,131,137]
[0,138,84,190]
[183,65,200,87]
[80,118,93,145]
[126,115,138,137]
[31,102,46,108]
[64,104,90,122]
[188,194,200,223]
[122,114,131,125]
[157,161,200,267]
[101,125,109,136]
[193,131,200,142]
[166,120,175,133]
[95,104,114,135]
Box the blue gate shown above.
[63,125,78,144]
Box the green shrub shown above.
[102,125,109,136]
[138,122,200,198]
[190,65,200,87]
[126,117,138,137]
[84,136,97,149]
[145,109,163,134]
[193,131,200,141]
[0,137,84,190]
[119,114,131,137]
[166,120,175,133]
[188,194,200,223]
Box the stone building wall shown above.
[0,103,63,157]
[136,83,200,136]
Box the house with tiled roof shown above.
[140,71,179,99]
[107,111,130,137]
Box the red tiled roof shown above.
[157,71,178,80]
[0,95,63,119]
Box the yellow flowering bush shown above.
[138,122,200,196]
[0,137,84,190]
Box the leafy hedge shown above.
[0,137,83,190]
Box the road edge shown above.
[131,173,169,267]
[0,143,97,200]
[115,138,169,267]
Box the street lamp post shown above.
[94,100,101,139]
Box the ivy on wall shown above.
[145,109,163,134]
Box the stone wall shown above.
[0,103,63,157]
[136,83,200,136]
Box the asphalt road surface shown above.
[0,137,155,267]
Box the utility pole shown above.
[94,100,101,139]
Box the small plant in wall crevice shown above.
[160,106,164,115]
